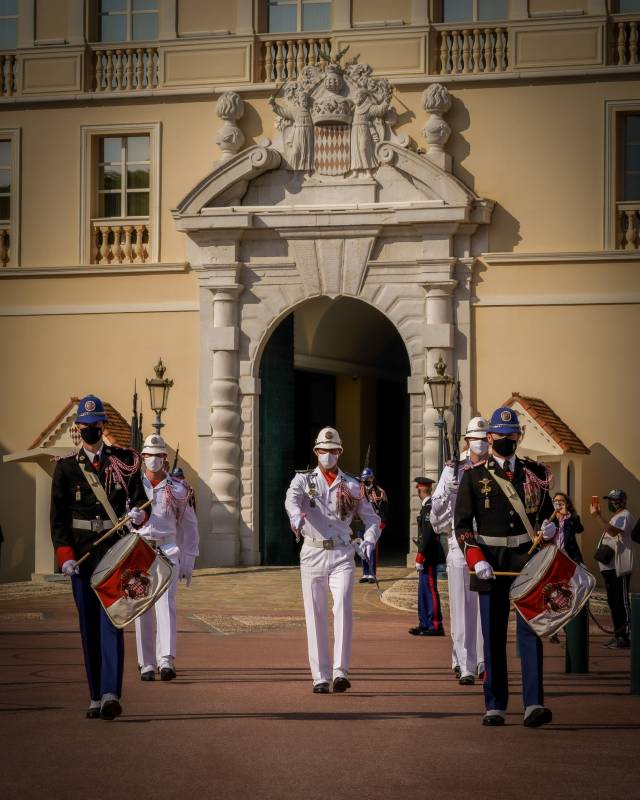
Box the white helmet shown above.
[314,426,343,451]
[141,433,167,455]
[465,416,488,439]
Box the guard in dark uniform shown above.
[358,468,389,584]
[50,395,148,720]
[454,406,556,727]
[409,476,445,636]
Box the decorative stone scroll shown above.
[269,50,407,176]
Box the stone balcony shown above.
[0,15,638,101]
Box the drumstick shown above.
[468,570,521,576]
[75,499,152,567]
[527,511,558,556]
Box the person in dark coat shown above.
[408,476,446,636]
[550,492,584,563]
[50,395,148,721]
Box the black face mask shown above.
[80,425,103,445]
[492,437,517,458]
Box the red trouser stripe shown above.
[427,567,440,630]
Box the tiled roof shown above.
[505,392,590,455]
[29,397,133,450]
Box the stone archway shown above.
[173,75,494,567]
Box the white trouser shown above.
[446,542,484,677]
[299,541,355,685]
[135,543,179,669]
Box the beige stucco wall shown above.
[177,0,239,36]
[528,0,591,13]
[35,0,70,42]
[351,0,412,24]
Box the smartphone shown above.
[591,495,599,507]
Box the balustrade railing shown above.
[92,220,150,264]
[0,228,10,265]
[612,17,640,65]
[261,36,331,82]
[0,53,17,95]
[616,202,640,249]
[93,46,159,91]
[435,25,509,75]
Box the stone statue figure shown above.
[270,85,314,173]
[350,88,391,172]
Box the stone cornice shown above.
[0,263,189,278]
[480,250,639,265]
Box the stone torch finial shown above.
[421,83,453,172]
[215,91,245,160]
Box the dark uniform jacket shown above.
[365,484,389,526]
[50,446,147,573]
[416,499,445,567]
[560,514,584,564]
[454,456,554,590]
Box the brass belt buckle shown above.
[322,539,335,550]
[90,518,104,533]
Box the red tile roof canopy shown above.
[504,393,590,455]
[29,397,133,450]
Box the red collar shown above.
[322,470,338,486]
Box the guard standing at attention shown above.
[50,395,148,720]
[408,476,445,637]
[358,468,388,584]
[454,406,556,727]
[285,427,381,694]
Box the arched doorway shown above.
[259,296,411,566]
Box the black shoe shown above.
[86,707,101,719]
[523,707,553,728]
[607,636,631,649]
[140,670,155,682]
[160,666,177,681]
[359,576,370,584]
[408,626,427,636]
[459,674,475,686]
[482,713,505,726]
[313,682,330,694]
[367,576,377,584]
[333,677,351,693]
[420,628,445,637]
[604,636,618,648]
[100,699,122,720]
[453,666,462,679]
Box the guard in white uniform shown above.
[285,427,381,694]
[430,417,487,685]
[134,435,199,681]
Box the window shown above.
[81,123,159,265]
[617,1,640,11]
[0,0,17,49]
[98,135,150,218]
[0,129,19,267]
[605,103,640,250]
[98,0,159,43]
[621,114,640,201]
[267,0,332,33]
[442,0,507,22]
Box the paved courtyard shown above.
[1,567,639,800]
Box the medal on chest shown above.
[75,485,81,502]
[307,472,318,508]
[479,477,492,509]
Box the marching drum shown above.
[91,533,175,629]
[509,545,596,639]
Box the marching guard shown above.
[284,427,381,693]
[409,476,445,636]
[135,435,199,681]
[454,406,556,727]
[50,395,148,720]
[358,468,388,584]
[430,417,488,684]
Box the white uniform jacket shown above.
[430,455,476,554]
[285,467,381,545]
[138,473,199,559]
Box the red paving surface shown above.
[1,592,640,800]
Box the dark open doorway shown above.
[259,297,410,566]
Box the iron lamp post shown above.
[426,357,455,477]
[146,358,173,436]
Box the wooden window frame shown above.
[0,128,20,267]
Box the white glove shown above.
[180,554,196,587]
[361,541,374,563]
[127,507,146,526]
[415,562,424,572]
[62,559,79,577]
[540,519,557,541]
[445,477,459,492]
[474,560,495,580]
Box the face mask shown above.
[608,501,618,513]
[144,455,165,473]
[468,440,489,456]
[491,437,517,458]
[318,452,338,470]
[80,425,102,445]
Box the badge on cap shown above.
[151,436,160,445]
[85,400,96,412]
[325,430,333,440]
[500,410,512,422]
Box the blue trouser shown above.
[361,543,377,577]
[71,574,124,702]
[479,577,543,711]
[417,566,443,631]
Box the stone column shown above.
[208,284,242,566]
[423,280,457,480]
